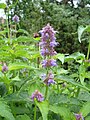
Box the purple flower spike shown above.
[39,23,57,57]
[12,15,19,22]
[74,113,84,120]
[2,63,8,73]
[31,90,44,102]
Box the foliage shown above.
[0,1,90,120]
[6,0,90,55]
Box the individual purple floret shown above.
[74,113,84,120]
[48,79,56,85]
[50,41,58,47]
[31,90,44,102]
[42,59,57,68]
[50,59,57,66]
[2,63,8,73]
[41,73,46,80]
[12,15,19,23]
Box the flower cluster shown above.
[42,59,57,68]
[12,15,19,23]
[74,113,84,120]
[41,71,56,85]
[39,23,58,67]
[31,90,44,102]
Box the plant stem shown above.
[6,9,10,39]
[75,87,80,97]
[45,85,48,100]
[87,41,90,60]
[34,100,37,120]
[57,81,59,93]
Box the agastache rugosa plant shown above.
[31,90,44,120]
[30,24,57,120]
[39,23,58,98]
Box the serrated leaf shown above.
[65,52,85,62]
[49,105,75,120]
[49,93,81,105]
[80,102,90,117]
[55,53,64,64]
[56,75,90,91]
[0,100,15,120]
[35,100,49,120]
[78,91,90,102]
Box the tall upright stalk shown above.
[45,85,48,100]
[34,99,37,120]
[86,41,90,60]
[6,8,10,40]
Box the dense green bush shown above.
[7,0,90,54]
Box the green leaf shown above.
[78,64,86,85]
[0,3,6,9]
[65,52,85,62]
[85,72,90,78]
[85,116,90,120]
[0,100,15,120]
[78,91,90,102]
[15,49,30,58]
[54,53,64,64]
[80,102,90,117]
[34,37,40,41]
[16,114,30,120]
[56,68,69,74]
[49,93,81,105]
[16,36,33,42]
[12,75,21,81]
[78,25,90,43]
[35,100,49,120]
[56,75,90,91]
[8,63,36,71]
[17,29,29,36]
[49,105,75,120]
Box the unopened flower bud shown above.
[2,63,8,73]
